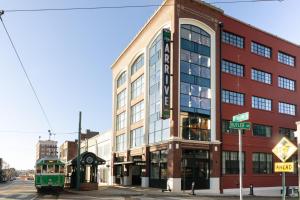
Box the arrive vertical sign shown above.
[161,28,171,119]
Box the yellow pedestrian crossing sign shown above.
[272,137,297,162]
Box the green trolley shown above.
[35,157,65,192]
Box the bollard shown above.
[286,186,289,197]
[191,182,195,195]
[249,184,254,196]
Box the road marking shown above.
[30,194,38,200]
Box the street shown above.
[0,179,297,200]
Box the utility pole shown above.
[76,111,82,190]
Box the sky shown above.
[0,0,299,170]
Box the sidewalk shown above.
[66,185,299,199]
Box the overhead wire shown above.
[0,15,53,131]
[3,4,173,13]
[210,0,284,4]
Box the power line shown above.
[3,4,173,13]
[210,0,283,4]
[0,15,53,131]
[0,130,77,135]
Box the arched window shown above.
[117,71,127,88]
[131,54,144,75]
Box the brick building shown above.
[111,0,300,193]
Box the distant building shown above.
[80,130,113,185]
[36,140,58,160]
[59,141,77,163]
[80,129,99,141]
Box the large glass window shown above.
[116,112,126,131]
[222,90,244,106]
[278,76,295,91]
[131,101,144,124]
[116,134,126,152]
[117,71,127,88]
[180,24,211,116]
[148,34,170,144]
[222,31,244,48]
[222,151,245,174]
[117,89,126,109]
[252,96,272,111]
[180,112,210,141]
[251,69,271,84]
[130,127,144,148]
[251,42,271,58]
[131,54,144,75]
[279,102,296,116]
[222,60,244,77]
[278,52,295,67]
[131,75,144,99]
[253,124,272,137]
[253,153,273,174]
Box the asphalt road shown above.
[0,179,296,200]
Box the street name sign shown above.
[232,112,249,122]
[274,162,294,173]
[272,137,297,162]
[229,122,251,130]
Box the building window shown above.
[116,112,126,131]
[278,52,295,67]
[116,89,126,109]
[131,54,144,75]
[180,82,211,113]
[117,71,127,88]
[221,60,244,77]
[279,102,296,116]
[253,153,273,174]
[222,120,245,134]
[181,24,210,47]
[131,101,144,124]
[279,127,295,140]
[252,96,272,111]
[130,127,144,148]
[251,69,272,84]
[181,112,210,141]
[278,76,295,91]
[222,151,245,174]
[251,42,271,58]
[253,124,272,137]
[131,75,144,99]
[148,34,169,144]
[116,134,126,152]
[222,31,244,48]
[180,24,211,116]
[222,90,244,106]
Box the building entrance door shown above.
[131,165,141,185]
[181,149,210,190]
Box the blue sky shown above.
[0,0,298,170]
